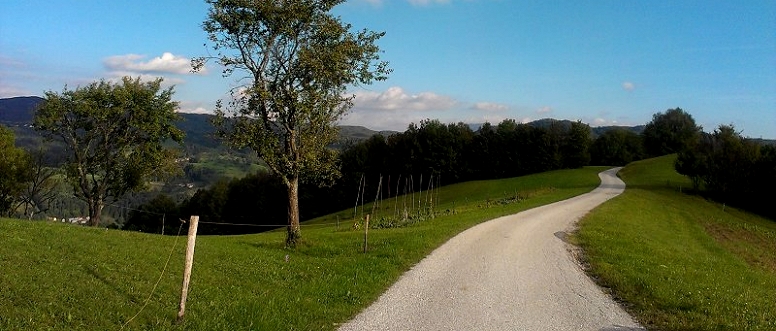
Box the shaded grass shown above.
[0,167,607,330]
[576,155,776,330]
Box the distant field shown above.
[0,167,606,330]
[576,155,776,330]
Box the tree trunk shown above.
[285,176,301,247]
[88,199,103,227]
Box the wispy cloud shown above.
[0,84,32,98]
[536,106,553,114]
[472,102,509,112]
[352,86,458,112]
[104,52,202,75]
[104,71,186,88]
[622,81,635,91]
[178,101,212,114]
[408,0,451,6]
[342,86,459,130]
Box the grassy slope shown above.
[576,155,776,330]
[0,167,607,330]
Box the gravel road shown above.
[338,167,644,331]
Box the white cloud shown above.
[178,101,212,114]
[581,116,625,127]
[104,52,201,75]
[472,102,508,112]
[340,87,460,130]
[622,81,635,91]
[352,86,458,112]
[104,71,186,88]
[536,106,553,114]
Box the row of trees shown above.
[124,118,601,235]
[127,106,776,235]
[676,125,776,219]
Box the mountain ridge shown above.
[0,96,647,142]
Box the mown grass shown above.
[576,155,776,330]
[0,167,606,330]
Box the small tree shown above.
[195,0,390,246]
[0,126,32,216]
[17,149,59,220]
[34,77,184,226]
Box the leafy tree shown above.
[561,121,592,168]
[591,129,645,166]
[676,125,759,196]
[0,126,32,216]
[196,0,390,246]
[642,108,702,156]
[34,77,184,226]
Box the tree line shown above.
[123,117,636,235]
[676,125,776,219]
[124,107,774,235]
[4,103,772,235]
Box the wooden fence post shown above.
[363,214,370,253]
[176,215,199,323]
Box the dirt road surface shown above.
[338,168,644,331]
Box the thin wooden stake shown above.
[363,214,370,253]
[177,215,199,323]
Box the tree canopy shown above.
[0,126,32,216]
[196,0,390,246]
[34,77,184,226]
[642,108,702,156]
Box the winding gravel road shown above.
[339,168,644,331]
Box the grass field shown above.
[576,155,776,330]
[0,167,606,330]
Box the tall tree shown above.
[561,121,592,168]
[196,0,390,246]
[34,77,184,226]
[0,126,32,216]
[642,108,702,156]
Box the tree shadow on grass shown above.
[84,264,141,304]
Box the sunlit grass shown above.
[576,155,776,330]
[0,167,606,330]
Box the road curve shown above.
[338,168,644,331]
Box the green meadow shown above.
[5,157,773,330]
[576,155,776,330]
[0,167,606,330]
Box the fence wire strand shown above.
[119,223,184,330]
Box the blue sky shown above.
[1,0,774,138]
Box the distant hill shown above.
[469,119,645,138]
[0,96,44,124]
[591,125,645,137]
[0,96,394,151]
[1,96,769,146]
